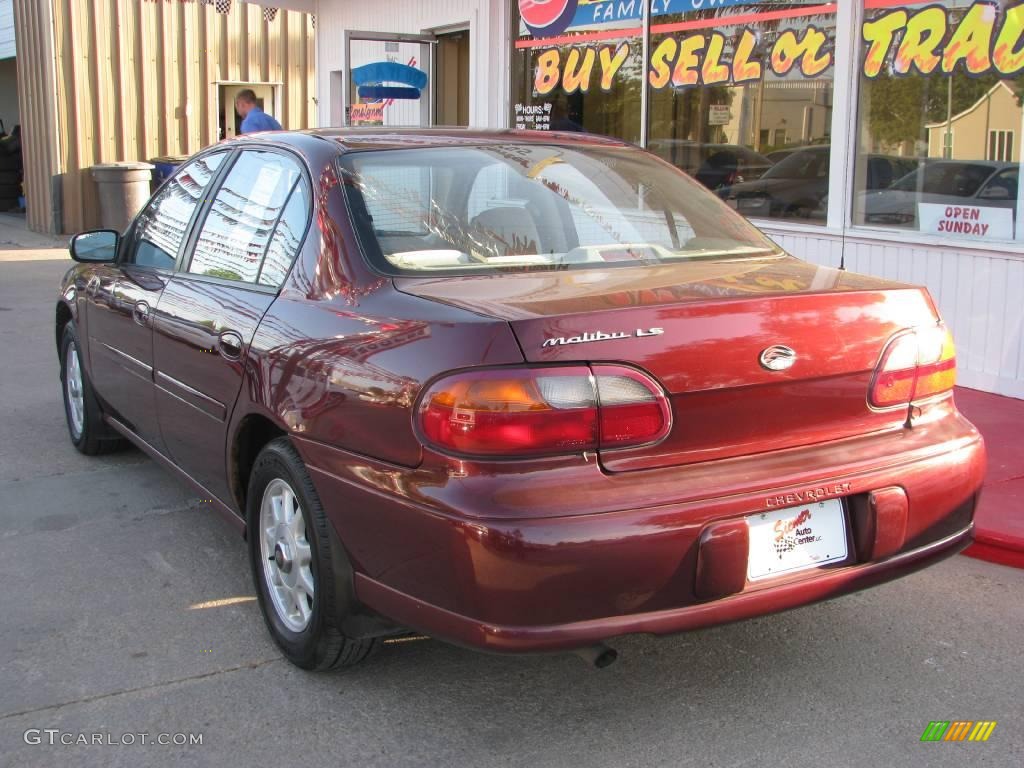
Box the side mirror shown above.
[978,185,1011,200]
[70,230,119,263]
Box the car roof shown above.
[289,127,636,153]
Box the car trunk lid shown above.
[395,256,940,471]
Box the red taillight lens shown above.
[418,365,671,458]
[870,326,956,408]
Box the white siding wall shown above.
[315,0,509,129]
[763,225,1024,400]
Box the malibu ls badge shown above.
[543,328,664,348]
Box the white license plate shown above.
[746,499,848,581]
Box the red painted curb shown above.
[953,387,1024,570]
[963,541,1024,570]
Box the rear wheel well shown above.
[231,414,287,517]
[56,302,72,353]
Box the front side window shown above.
[188,150,303,283]
[853,1,1024,240]
[339,144,780,276]
[128,153,226,269]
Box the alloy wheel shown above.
[65,341,85,439]
[259,478,315,632]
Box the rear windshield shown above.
[337,144,781,275]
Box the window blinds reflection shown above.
[136,153,226,268]
[188,151,301,282]
[259,182,310,287]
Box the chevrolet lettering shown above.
[765,483,854,509]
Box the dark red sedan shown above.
[57,129,985,670]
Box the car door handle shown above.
[133,301,150,327]
[86,276,100,296]
[218,330,244,360]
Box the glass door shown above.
[343,31,436,128]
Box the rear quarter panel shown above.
[235,140,524,470]
[245,289,523,467]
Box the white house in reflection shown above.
[927,81,1021,162]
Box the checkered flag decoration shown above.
[263,7,278,22]
[212,0,231,13]
[310,15,316,29]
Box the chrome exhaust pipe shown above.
[574,643,618,669]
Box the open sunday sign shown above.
[918,203,1014,239]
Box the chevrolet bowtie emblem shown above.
[760,345,797,371]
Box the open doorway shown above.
[435,30,469,127]
[217,82,279,139]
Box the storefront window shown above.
[511,4,643,143]
[854,1,1024,241]
[647,2,836,224]
[510,2,838,224]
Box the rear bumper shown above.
[297,415,985,654]
[354,522,973,653]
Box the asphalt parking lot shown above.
[2,249,1022,768]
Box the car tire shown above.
[59,322,123,455]
[247,437,378,671]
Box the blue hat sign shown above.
[352,62,429,101]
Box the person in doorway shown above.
[235,89,282,133]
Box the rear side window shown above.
[187,150,304,283]
[128,153,226,269]
[259,181,310,288]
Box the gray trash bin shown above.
[91,162,155,232]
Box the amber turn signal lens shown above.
[870,326,956,408]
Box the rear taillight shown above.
[417,365,671,458]
[870,325,956,408]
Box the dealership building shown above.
[11,0,1024,399]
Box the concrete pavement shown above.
[1,251,1022,767]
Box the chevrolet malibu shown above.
[57,129,986,670]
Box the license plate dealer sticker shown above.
[746,499,848,581]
